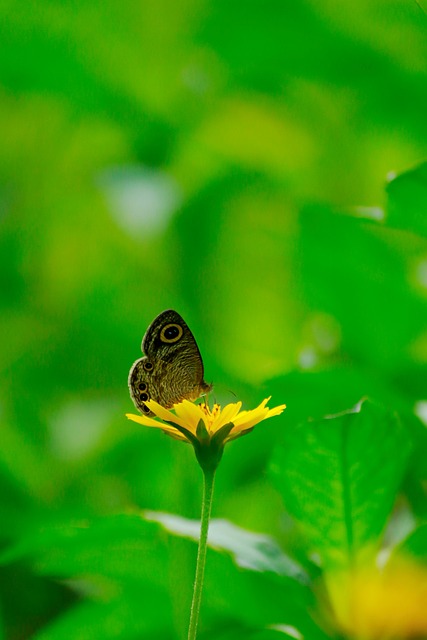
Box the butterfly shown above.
[128,309,212,416]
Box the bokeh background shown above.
[1,1,427,639]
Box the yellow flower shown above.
[126,397,286,471]
[329,556,427,639]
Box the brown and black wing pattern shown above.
[128,310,212,415]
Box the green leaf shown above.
[201,551,326,640]
[386,162,427,237]
[0,515,167,582]
[0,513,325,640]
[270,400,411,569]
[204,625,307,640]
[31,590,174,640]
[249,628,305,640]
[147,513,328,639]
[396,523,427,564]
[298,204,427,374]
[146,511,308,582]
[266,368,396,427]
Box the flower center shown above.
[199,402,221,424]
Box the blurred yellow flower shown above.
[330,556,427,639]
[126,397,286,470]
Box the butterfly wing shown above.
[128,309,211,415]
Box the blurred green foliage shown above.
[1,1,427,638]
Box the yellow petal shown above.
[162,430,189,442]
[210,402,242,433]
[144,400,188,429]
[126,412,185,438]
[231,405,266,429]
[126,412,167,428]
[173,400,205,434]
[127,396,286,450]
[227,398,286,439]
[232,398,284,427]
[265,404,287,417]
[228,411,268,437]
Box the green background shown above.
[1,1,427,638]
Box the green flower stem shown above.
[187,467,216,640]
